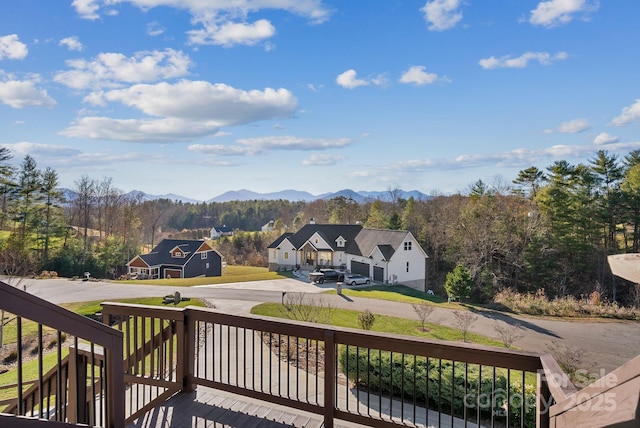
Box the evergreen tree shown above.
[444,265,473,302]
[513,166,545,198]
[14,155,42,253]
[40,167,65,263]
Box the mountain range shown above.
[129,188,431,204]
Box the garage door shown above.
[373,266,384,282]
[165,269,181,279]
[350,261,369,277]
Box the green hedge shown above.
[339,346,536,427]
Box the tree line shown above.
[2,147,640,305]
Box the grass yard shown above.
[332,284,470,310]
[251,302,504,347]
[115,265,292,287]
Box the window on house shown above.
[201,252,207,260]
[284,252,289,260]
[404,242,412,251]
[406,262,409,272]
[206,263,209,268]
[315,238,318,244]
[174,251,183,257]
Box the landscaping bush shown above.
[339,346,536,427]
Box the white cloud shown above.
[302,154,345,166]
[146,21,165,36]
[92,80,297,123]
[53,48,192,89]
[0,74,57,109]
[594,132,618,145]
[59,36,83,51]
[188,19,276,47]
[611,99,640,126]
[72,1,332,44]
[370,141,640,178]
[530,0,599,27]
[3,142,81,157]
[188,144,257,156]
[479,51,568,69]
[60,117,221,142]
[421,0,463,31]
[0,34,28,60]
[336,69,368,89]
[236,135,352,151]
[72,0,100,20]
[555,118,590,133]
[61,80,298,142]
[399,65,448,85]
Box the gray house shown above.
[127,239,222,279]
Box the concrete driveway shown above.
[18,276,640,376]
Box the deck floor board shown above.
[127,385,364,428]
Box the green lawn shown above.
[251,302,504,347]
[115,265,292,287]
[332,284,469,310]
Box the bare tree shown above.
[73,174,96,265]
[412,302,435,331]
[546,340,586,382]
[629,283,640,309]
[281,292,333,324]
[493,320,524,348]
[452,310,478,342]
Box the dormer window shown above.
[336,237,345,248]
[171,247,186,258]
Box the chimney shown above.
[310,218,316,224]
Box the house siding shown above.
[127,239,223,279]
[268,238,297,271]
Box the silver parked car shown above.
[344,274,370,286]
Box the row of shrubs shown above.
[493,288,640,319]
[339,346,536,427]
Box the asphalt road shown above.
[19,276,640,376]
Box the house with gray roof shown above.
[127,239,222,279]
[267,221,428,291]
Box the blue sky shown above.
[1,0,639,201]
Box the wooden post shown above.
[183,309,196,392]
[67,347,88,424]
[106,337,125,428]
[537,369,551,428]
[323,330,335,428]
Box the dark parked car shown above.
[344,274,370,286]
[309,268,344,284]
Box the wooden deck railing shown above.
[0,280,124,428]
[2,281,639,428]
[101,302,559,428]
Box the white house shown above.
[210,225,234,239]
[267,223,428,292]
[261,220,275,232]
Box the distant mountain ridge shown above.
[208,188,430,203]
[62,188,430,204]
